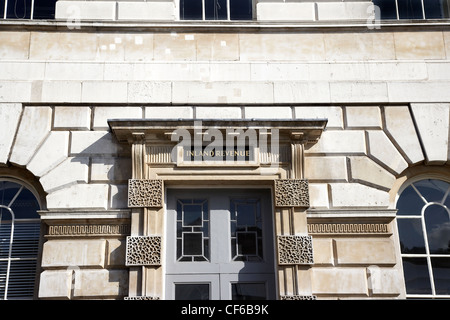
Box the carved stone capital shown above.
[277,235,314,265]
[128,179,163,208]
[125,236,162,266]
[274,179,309,207]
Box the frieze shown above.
[126,236,162,266]
[274,179,310,207]
[128,179,163,208]
[277,235,314,265]
[308,222,390,235]
[47,224,130,237]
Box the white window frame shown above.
[175,0,256,21]
[377,0,450,20]
[0,179,41,300]
[396,177,450,299]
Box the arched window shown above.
[396,178,450,298]
[0,179,41,300]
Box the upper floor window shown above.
[0,179,41,300]
[396,178,450,298]
[374,0,450,20]
[0,0,56,19]
[179,0,253,20]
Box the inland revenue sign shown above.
[183,145,254,162]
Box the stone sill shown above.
[1,18,450,32]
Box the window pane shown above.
[0,0,5,19]
[402,257,432,294]
[236,203,256,226]
[205,0,227,20]
[33,0,57,19]
[397,218,426,254]
[10,188,40,219]
[397,0,424,19]
[237,232,257,255]
[184,204,202,226]
[230,0,252,20]
[431,257,450,295]
[0,181,21,208]
[424,0,450,19]
[373,0,398,19]
[175,283,210,300]
[232,283,266,300]
[424,204,450,254]
[414,179,449,204]
[180,0,203,20]
[183,232,203,256]
[396,185,425,215]
[6,0,32,19]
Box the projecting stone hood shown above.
[108,118,328,145]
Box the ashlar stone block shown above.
[257,3,315,21]
[308,183,329,209]
[71,131,127,155]
[305,156,347,181]
[82,81,128,103]
[311,268,368,295]
[330,183,390,208]
[367,266,402,296]
[394,31,446,60]
[27,131,69,177]
[410,103,449,164]
[54,106,91,130]
[305,130,366,155]
[335,239,396,265]
[367,130,408,174]
[317,2,374,21]
[73,269,128,297]
[349,156,396,190]
[0,103,22,164]
[93,106,142,130]
[39,157,89,193]
[46,183,109,209]
[144,106,193,119]
[384,106,424,164]
[311,238,333,265]
[38,270,73,299]
[346,106,382,128]
[41,239,106,268]
[117,2,175,20]
[9,107,52,166]
[128,82,172,103]
[295,106,343,129]
[0,31,30,60]
[55,1,116,20]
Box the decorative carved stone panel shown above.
[274,179,309,207]
[126,236,162,266]
[128,179,163,208]
[277,235,314,265]
[280,295,317,300]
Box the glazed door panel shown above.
[165,188,276,300]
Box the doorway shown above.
[165,188,276,300]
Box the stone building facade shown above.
[0,0,449,300]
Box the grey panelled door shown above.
[165,188,276,300]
